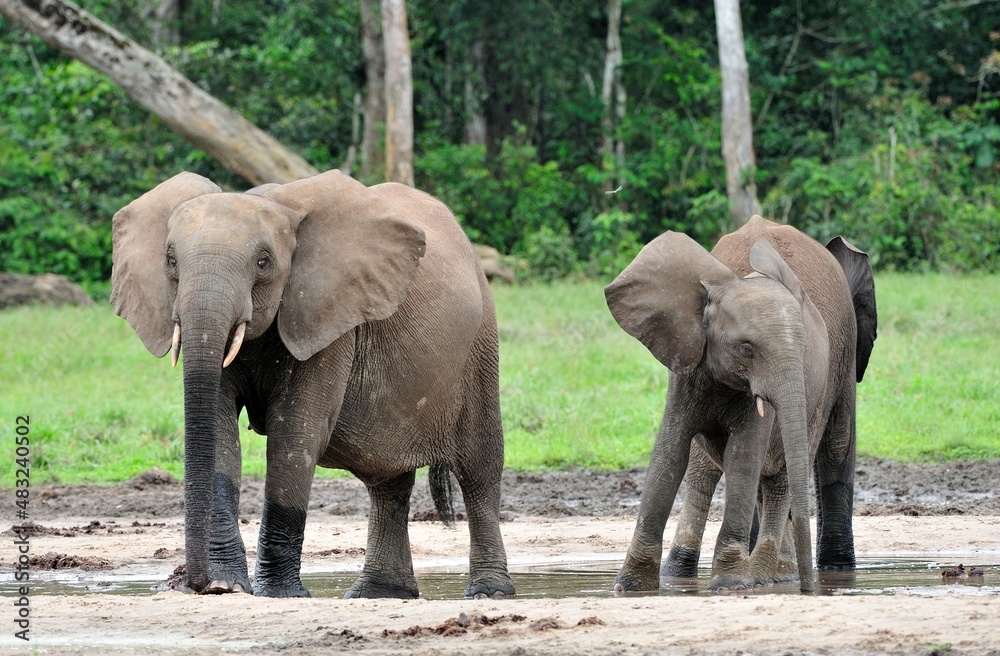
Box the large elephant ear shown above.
[748,237,809,306]
[266,170,426,361]
[605,231,736,374]
[827,236,877,382]
[110,172,221,357]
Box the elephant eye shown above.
[740,343,754,358]
[166,253,177,269]
[257,253,271,270]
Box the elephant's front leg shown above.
[206,394,250,594]
[615,393,697,593]
[708,413,771,592]
[345,471,420,599]
[253,437,320,598]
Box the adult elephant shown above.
[605,216,876,593]
[111,169,514,600]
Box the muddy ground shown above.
[3,458,1000,655]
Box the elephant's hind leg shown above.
[345,471,420,599]
[815,395,857,570]
[450,317,514,599]
[662,442,720,579]
[453,455,514,599]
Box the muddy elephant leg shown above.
[452,339,514,599]
[748,471,798,585]
[253,441,320,598]
[662,441,720,579]
[345,471,420,599]
[708,413,771,591]
[453,452,514,599]
[206,392,250,593]
[615,388,698,593]
[815,395,856,570]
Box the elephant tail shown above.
[429,463,456,527]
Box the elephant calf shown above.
[606,215,876,593]
[111,169,515,599]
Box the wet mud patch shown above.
[29,552,114,571]
[382,612,529,638]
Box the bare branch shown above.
[0,0,318,185]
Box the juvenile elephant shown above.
[605,216,876,593]
[111,169,514,599]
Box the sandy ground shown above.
[3,461,1000,655]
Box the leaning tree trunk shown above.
[714,0,761,228]
[382,0,414,186]
[0,0,318,186]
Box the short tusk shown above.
[756,396,765,417]
[170,323,181,368]
[222,323,246,368]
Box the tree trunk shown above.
[714,0,761,228]
[601,0,626,192]
[360,0,385,180]
[464,39,487,145]
[142,0,180,51]
[0,0,318,186]
[382,0,414,186]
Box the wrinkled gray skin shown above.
[111,170,514,600]
[606,216,876,593]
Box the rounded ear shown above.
[110,172,221,357]
[267,170,427,361]
[605,231,736,374]
[826,236,877,382]
[748,238,808,305]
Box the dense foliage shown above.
[1,0,997,292]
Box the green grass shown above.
[855,273,1000,462]
[1,273,998,484]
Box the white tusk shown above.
[170,324,181,368]
[756,396,765,417]
[222,323,246,368]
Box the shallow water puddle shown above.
[5,556,998,599]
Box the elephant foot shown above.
[708,542,755,592]
[661,544,700,579]
[614,555,661,594]
[709,539,800,591]
[253,579,311,598]
[817,545,856,571]
[206,576,250,594]
[708,575,762,593]
[204,563,251,594]
[345,575,419,599]
[465,571,515,600]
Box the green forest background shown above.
[1,0,998,293]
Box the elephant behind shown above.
[606,215,876,593]
[111,169,514,599]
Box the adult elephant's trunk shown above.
[176,294,246,593]
[771,376,815,593]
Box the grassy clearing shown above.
[0,273,997,484]
[854,273,1000,462]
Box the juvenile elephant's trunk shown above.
[771,377,815,593]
